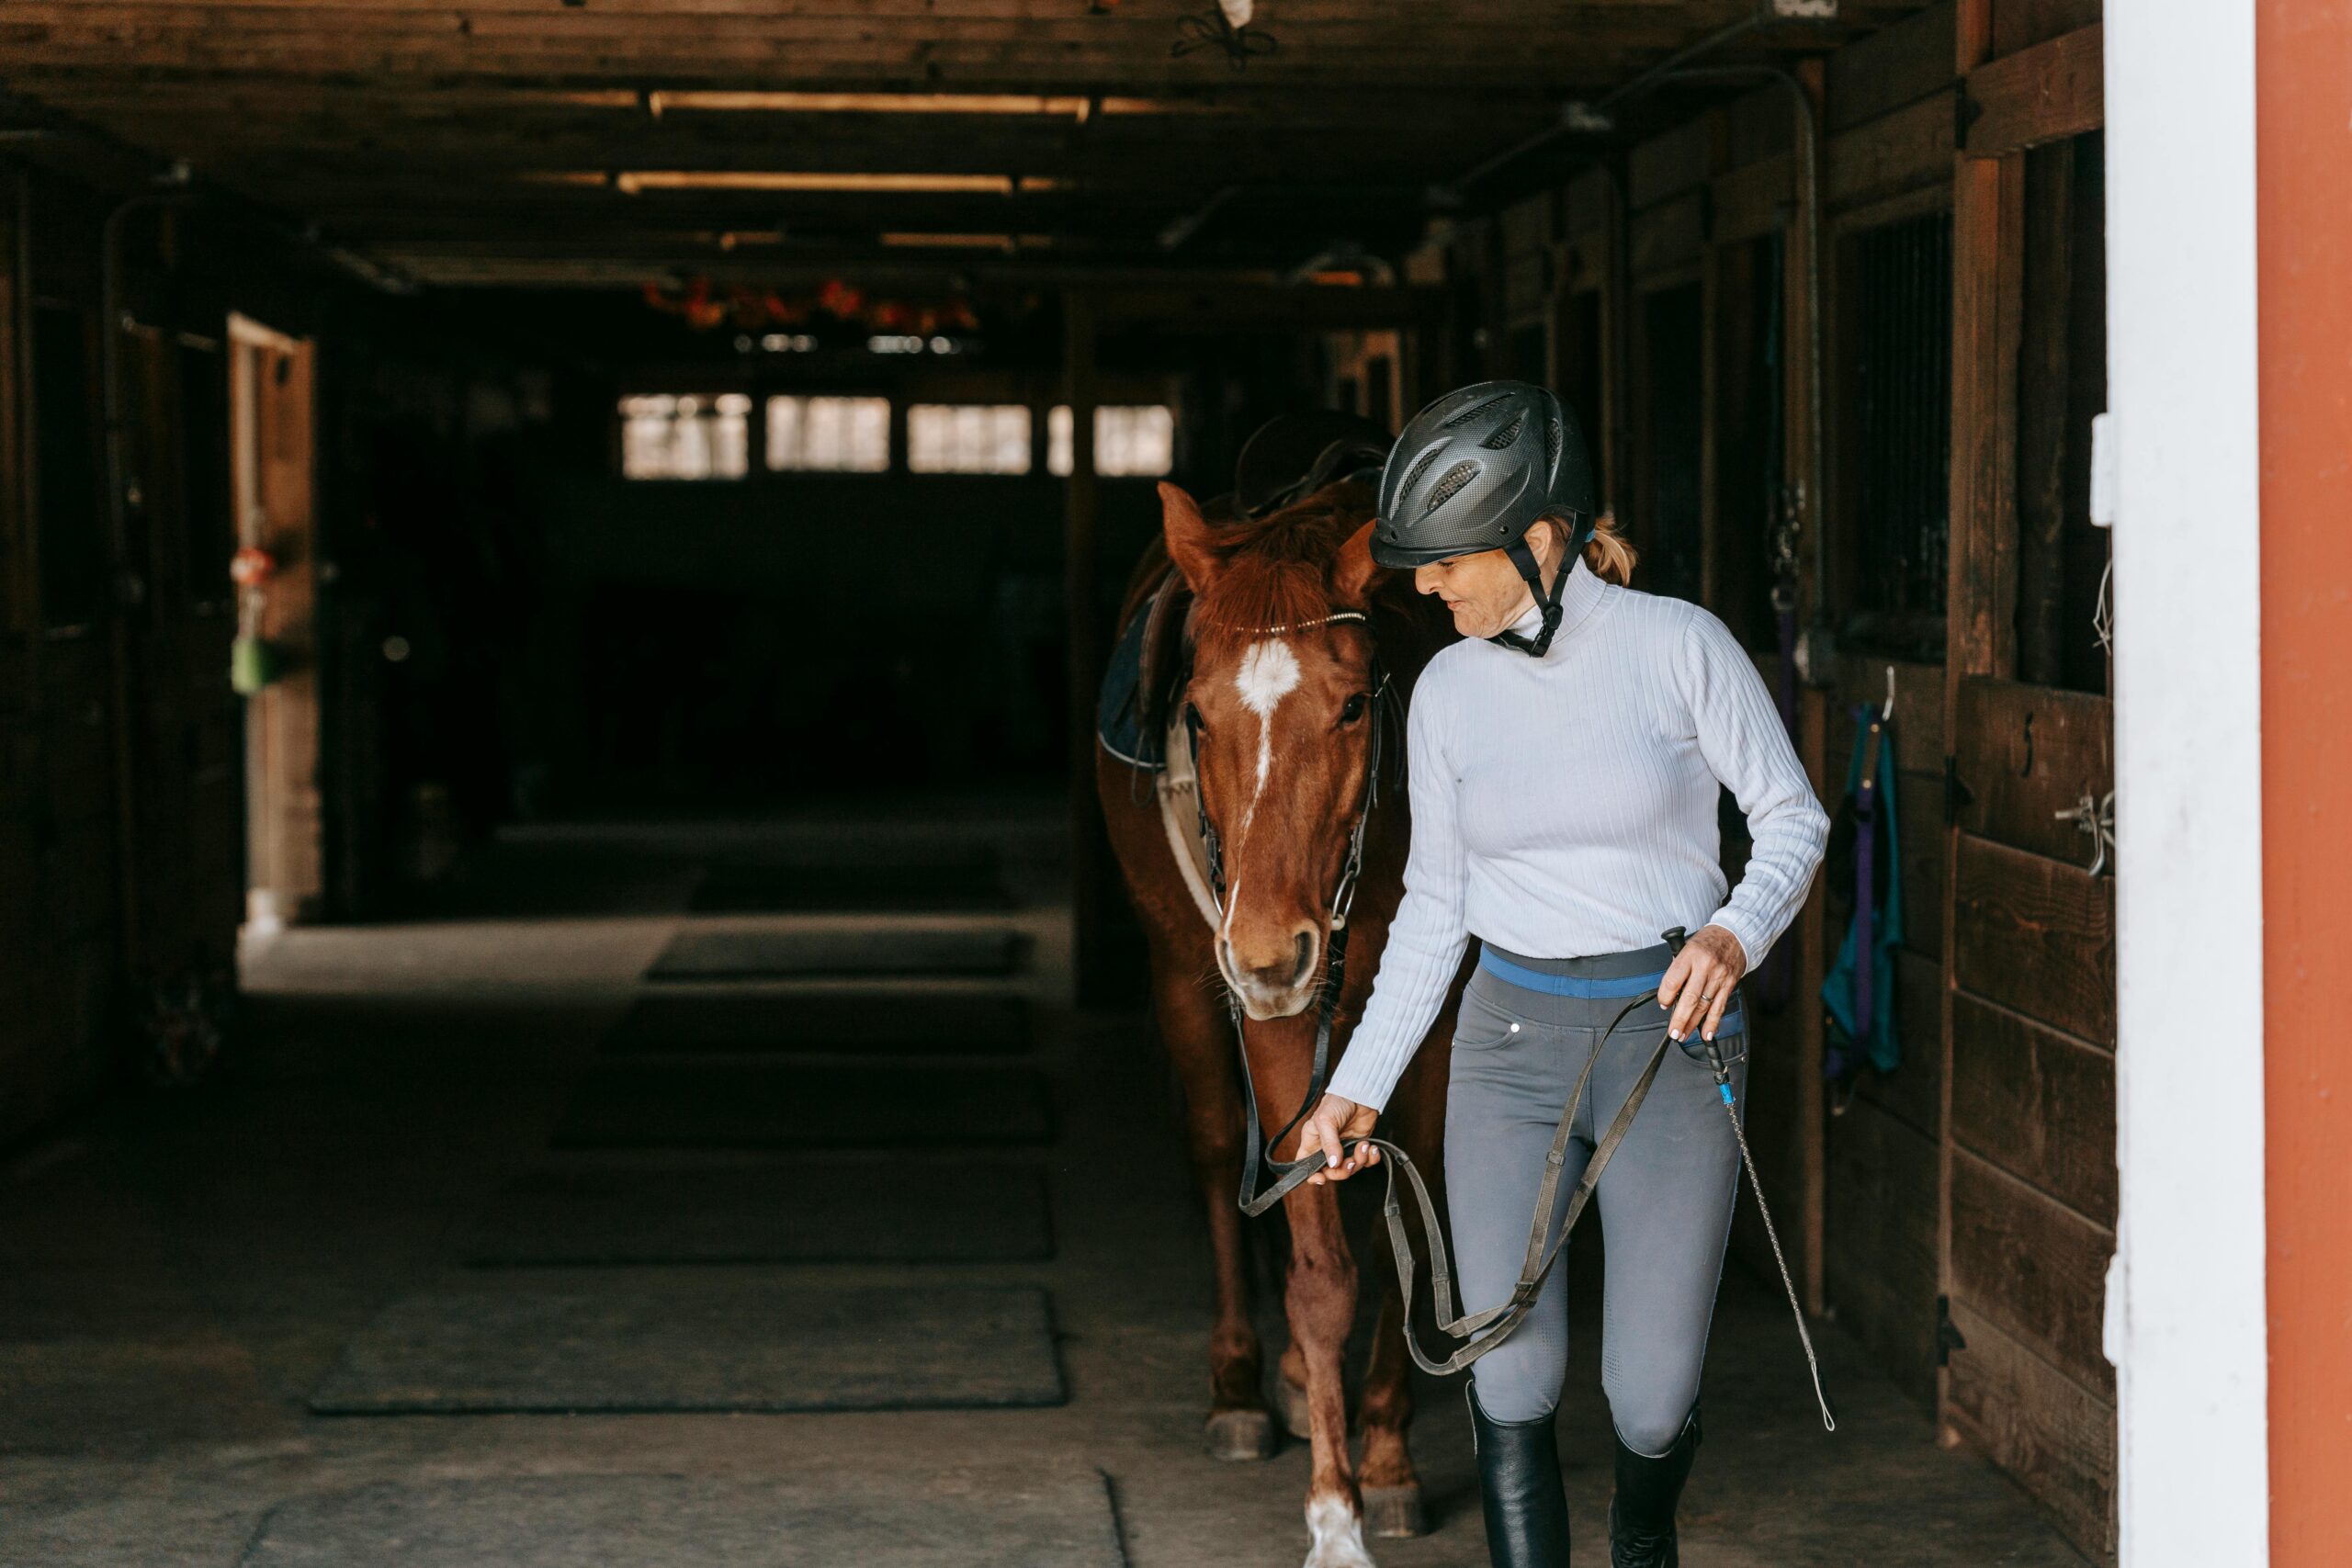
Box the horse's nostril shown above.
[1292,930,1316,987]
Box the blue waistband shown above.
[1477,947,1668,998]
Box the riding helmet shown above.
[1371,380,1597,570]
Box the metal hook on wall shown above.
[2055,790,2117,877]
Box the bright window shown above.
[1047,404,1176,478]
[907,403,1032,474]
[619,393,751,479]
[764,394,891,472]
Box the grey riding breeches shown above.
[1444,940,1749,1456]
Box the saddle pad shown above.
[305,1282,1066,1414]
[455,1162,1053,1266]
[647,925,1023,981]
[1096,590,1166,771]
[552,1062,1054,1150]
[688,858,1011,914]
[600,988,1032,1055]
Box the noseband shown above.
[1180,607,1395,1219]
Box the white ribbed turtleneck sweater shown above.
[1324,558,1830,1111]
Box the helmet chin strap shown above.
[1487,533,1567,656]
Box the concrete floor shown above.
[0,806,2089,1566]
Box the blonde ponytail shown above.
[1549,510,1635,586]
[1584,513,1636,586]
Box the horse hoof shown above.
[1204,1407,1277,1461]
[1274,1375,1313,1440]
[1360,1484,1428,1540]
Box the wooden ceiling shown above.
[0,1,1924,288]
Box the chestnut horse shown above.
[1097,477,1463,1568]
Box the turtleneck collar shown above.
[1500,555,1609,649]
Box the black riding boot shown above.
[1608,1409,1702,1568]
[1469,1383,1572,1568]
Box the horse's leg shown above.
[1282,1179,1375,1568]
[1345,1029,1448,1532]
[1151,955,1277,1461]
[1354,1001,1456,1539]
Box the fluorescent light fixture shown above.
[877,231,1054,250]
[652,90,1091,117]
[639,91,1232,119]
[612,172,1059,195]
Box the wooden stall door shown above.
[231,316,320,934]
[1939,8,2116,1554]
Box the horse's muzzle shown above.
[1220,926,1322,1019]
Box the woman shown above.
[1300,380,1827,1568]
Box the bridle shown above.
[1180,606,1395,1220]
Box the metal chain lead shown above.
[1703,1037,1837,1432]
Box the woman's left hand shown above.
[1657,925,1748,1043]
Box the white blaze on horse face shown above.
[1233,637,1302,835]
[1302,1494,1376,1568]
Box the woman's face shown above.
[1411,524,1558,639]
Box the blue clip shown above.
[1718,1084,1736,1107]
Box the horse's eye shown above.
[1340,693,1369,725]
[1184,702,1206,734]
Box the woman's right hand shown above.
[1298,1094,1381,1184]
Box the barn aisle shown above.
[0,806,2084,1567]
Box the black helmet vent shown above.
[1479,410,1527,450]
[1543,413,1562,474]
[1396,444,1445,502]
[1423,459,1480,515]
[1442,394,1514,430]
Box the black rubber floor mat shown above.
[239,1472,1125,1566]
[600,988,1032,1055]
[689,858,1011,914]
[647,925,1023,981]
[456,1162,1052,1265]
[307,1282,1066,1415]
[552,1062,1054,1150]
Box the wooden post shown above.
[1780,58,1830,1320]
[1062,290,1108,1008]
[1939,0,2021,1440]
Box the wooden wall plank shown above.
[1853,946,1947,1135]
[1827,0,1955,133]
[1963,23,2103,159]
[1826,92,1954,209]
[1952,833,2115,1044]
[1826,1096,1940,1406]
[1826,659,1949,777]
[1954,675,2113,863]
[1629,191,1706,277]
[1722,84,1794,165]
[1943,1300,2117,1558]
[1990,0,2102,57]
[1951,991,2116,1223]
[1896,771,1947,956]
[1710,152,1791,247]
[1564,169,1614,239]
[1628,114,1719,210]
[1950,1147,2113,1394]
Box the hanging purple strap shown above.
[1851,719,1884,1042]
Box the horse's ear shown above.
[1159,482,1227,592]
[1333,520,1388,608]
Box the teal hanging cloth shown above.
[1821,706,1902,1084]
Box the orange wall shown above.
[2258,2,2352,1558]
